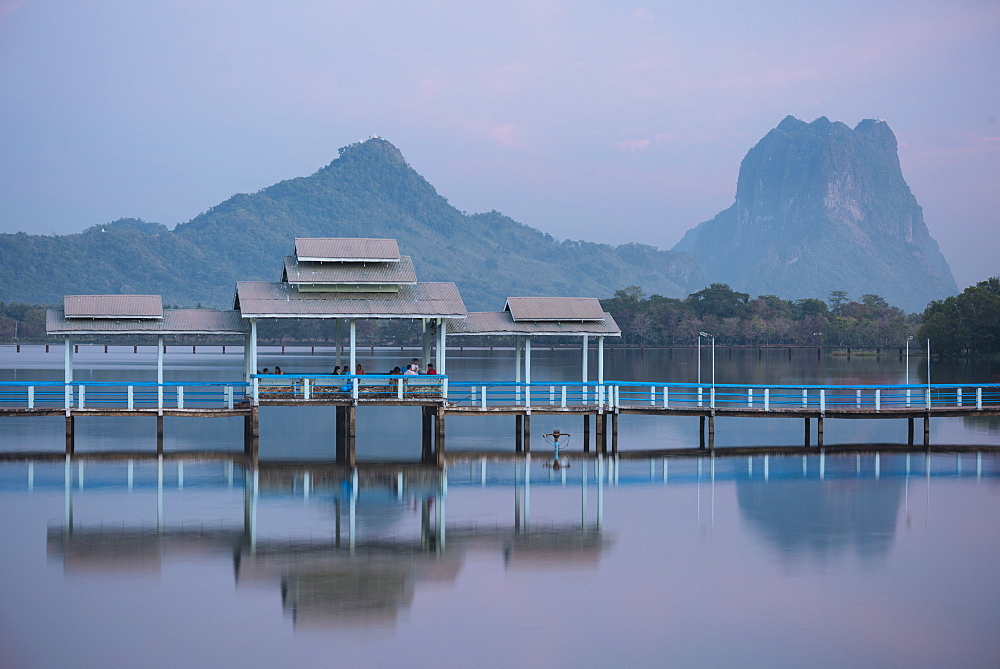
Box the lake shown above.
[0,345,998,667]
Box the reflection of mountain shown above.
[737,475,904,563]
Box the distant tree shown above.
[685,283,750,319]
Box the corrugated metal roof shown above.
[235,281,467,318]
[504,297,607,322]
[282,255,417,285]
[64,295,163,319]
[294,238,401,262]
[448,311,621,336]
[47,309,249,334]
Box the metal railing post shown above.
[128,386,134,410]
[352,377,359,400]
[820,389,826,413]
[177,386,184,409]
[710,387,716,409]
[442,377,448,401]
[303,378,311,401]
[925,388,931,409]
[957,388,962,407]
[27,386,34,409]
[977,387,983,410]
[226,386,233,409]
[78,385,85,409]
[663,386,669,408]
[764,388,770,411]
[561,386,567,408]
[748,388,753,407]
[874,388,880,412]
[481,386,487,409]
[397,378,404,400]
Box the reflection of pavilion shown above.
[46,459,612,629]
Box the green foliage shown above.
[603,286,915,348]
[918,277,1000,355]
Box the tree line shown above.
[2,277,998,355]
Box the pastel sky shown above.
[0,0,997,290]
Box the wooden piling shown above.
[596,414,604,454]
[923,415,930,447]
[708,414,715,449]
[523,414,531,454]
[611,412,618,455]
[337,406,347,463]
[907,417,914,446]
[243,407,258,455]
[598,414,608,454]
[817,416,824,447]
[699,415,706,449]
[583,414,591,452]
[156,414,165,453]
[515,415,523,453]
[804,417,811,447]
[346,406,356,468]
[435,405,446,467]
[65,415,75,454]
[421,406,433,462]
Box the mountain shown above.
[0,139,703,310]
[673,116,957,312]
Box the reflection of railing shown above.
[253,374,447,402]
[0,381,249,410]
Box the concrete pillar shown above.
[525,336,532,385]
[250,319,258,380]
[437,318,447,375]
[598,336,604,385]
[421,319,430,368]
[335,319,342,368]
[582,334,589,388]
[64,336,73,383]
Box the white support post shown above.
[177,386,184,409]
[698,388,703,407]
[957,388,962,407]
[748,388,753,407]
[977,387,982,410]
[856,389,861,408]
[437,318,447,375]
[515,337,522,404]
[64,336,73,409]
[442,377,448,401]
[710,387,715,409]
[78,385,85,409]
[663,386,669,408]
[421,318,430,369]
[28,386,34,409]
[349,318,356,379]
[525,336,532,386]
[582,334,589,403]
[481,386,487,409]
[561,386,567,408]
[249,320,258,385]
[650,386,655,405]
[303,378,310,401]
[598,336,604,385]
[802,389,807,407]
[352,377,359,401]
[397,378,404,400]
[874,389,880,412]
[764,388,770,411]
[549,386,555,405]
[226,385,233,409]
[335,318,342,369]
[244,332,252,382]
[820,389,826,413]
[925,387,931,409]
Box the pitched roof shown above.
[294,238,401,262]
[64,295,163,319]
[447,310,620,336]
[47,309,249,335]
[234,282,467,319]
[282,255,417,285]
[504,297,607,322]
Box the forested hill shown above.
[0,139,704,310]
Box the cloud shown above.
[615,134,675,151]
[633,9,654,21]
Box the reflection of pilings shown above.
[157,456,164,531]
[524,456,531,532]
[596,456,604,530]
[64,455,73,532]
[243,467,258,553]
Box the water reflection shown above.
[42,458,614,629]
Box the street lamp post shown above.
[906,335,913,406]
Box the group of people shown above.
[389,358,437,375]
[259,359,440,376]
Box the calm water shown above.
[1,346,999,667]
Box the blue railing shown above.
[3,379,999,412]
[0,381,249,410]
